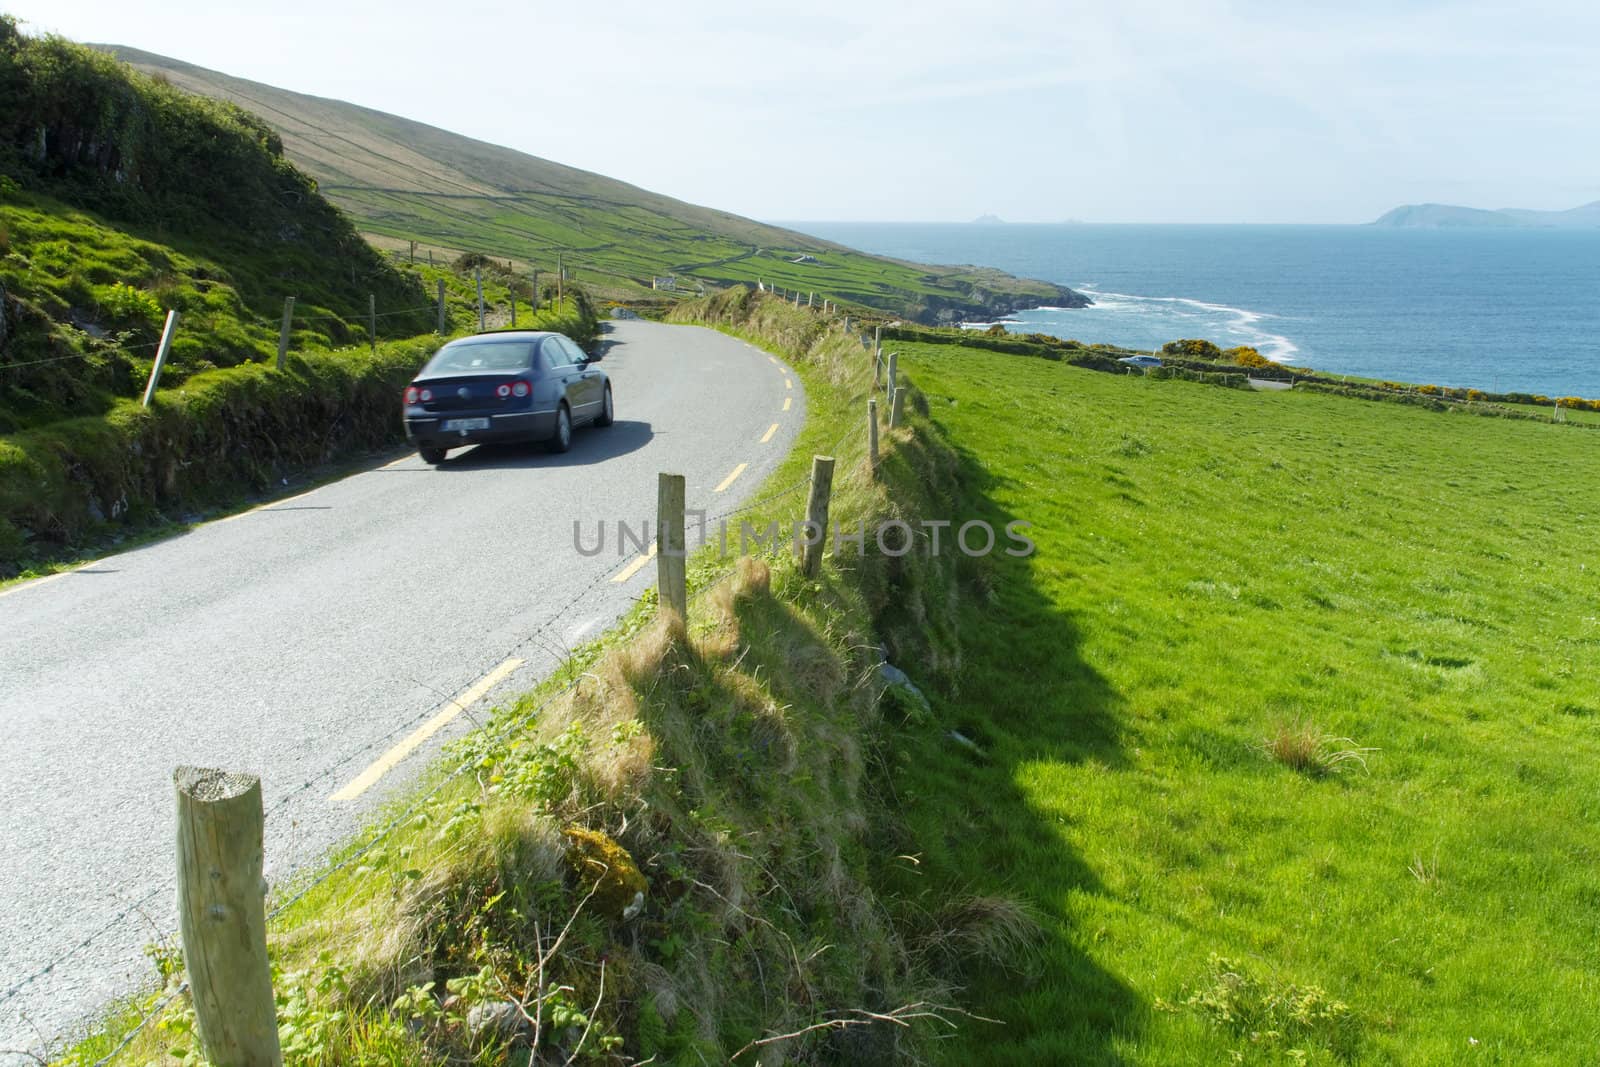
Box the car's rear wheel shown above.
[547,404,572,453]
[595,384,614,427]
[419,446,447,465]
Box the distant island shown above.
[972,214,1005,224]
[1372,200,1600,229]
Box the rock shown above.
[879,661,931,716]
[465,1000,526,1040]
[563,827,648,921]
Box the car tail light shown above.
[496,383,512,398]
[512,380,531,398]
[404,386,419,404]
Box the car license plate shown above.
[442,418,489,432]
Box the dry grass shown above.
[1262,719,1375,776]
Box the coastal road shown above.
[0,319,806,1061]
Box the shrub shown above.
[1224,345,1271,368]
[1166,954,1362,1059]
[97,281,163,329]
[1162,338,1223,360]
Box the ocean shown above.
[784,223,1600,399]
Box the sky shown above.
[6,0,1598,224]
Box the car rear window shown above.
[425,340,536,374]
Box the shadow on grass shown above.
[873,432,1139,1065]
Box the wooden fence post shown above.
[890,384,905,428]
[141,310,180,408]
[531,270,539,313]
[885,351,898,409]
[510,290,517,327]
[557,253,564,308]
[368,293,377,353]
[868,399,879,475]
[800,455,835,578]
[436,279,446,334]
[175,767,282,1067]
[475,267,485,332]
[657,473,687,623]
[275,297,294,370]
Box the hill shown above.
[0,20,431,427]
[1373,199,1600,228]
[97,45,1088,322]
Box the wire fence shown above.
[5,283,878,1064]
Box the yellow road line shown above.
[0,569,74,600]
[760,423,780,444]
[768,355,780,366]
[783,397,793,412]
[330,657,524,802]
[612,543,657,583]
[785,378,793,389]
[714,462,748,492]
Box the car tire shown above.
[595,384,614,427]
[547,404,572,453]
[419,446,447,465]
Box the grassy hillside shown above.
[876,341,1600,1063]
[98,45,1086,322]
[0,21,433,427]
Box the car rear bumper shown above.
[404,409,558,449]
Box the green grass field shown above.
[878,343,1600,1064]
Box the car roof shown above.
[445,330,561,343]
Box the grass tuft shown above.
[1262,719,1374,777]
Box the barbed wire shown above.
[0,340,162,374]
[0,884,171,1012]
[91,981,188,1067]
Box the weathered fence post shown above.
[510,290,517,327]
[141,310,180,408]
[436,279,447,334]
[175,767,282,1067]
[275,297,295,371]
[886,350,899,407]
[890,383,905,428]
[408,239,416,264]
[800,455,835,578]
[657,473,688,623]
[868,398,880,475]
[475,267,485,332]
[558,253,564,308]
[808,291,814,307]
[368,293,377,353]
[531,269,540,313]
[874,325,881,353]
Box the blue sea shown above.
[784,223,1600,399]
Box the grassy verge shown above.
[0,283,597,576]
[55,290,1024,1065]
[869,339,1600,1063]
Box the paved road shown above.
[0,319,805,1061]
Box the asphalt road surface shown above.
[0,319,806,1061]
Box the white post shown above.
[475,267,485,331]
[275,297,294,370]
[141,310,180,408]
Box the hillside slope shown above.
[0,22,430,426]
[98,45,1088,322]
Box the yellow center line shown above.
[329,656,524,802]
[760,423,780,444]
[714,462,749,492]
[783,397,793,412]
[785,378,793,389]
[612,542,658,583]
[768,355,780,366]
